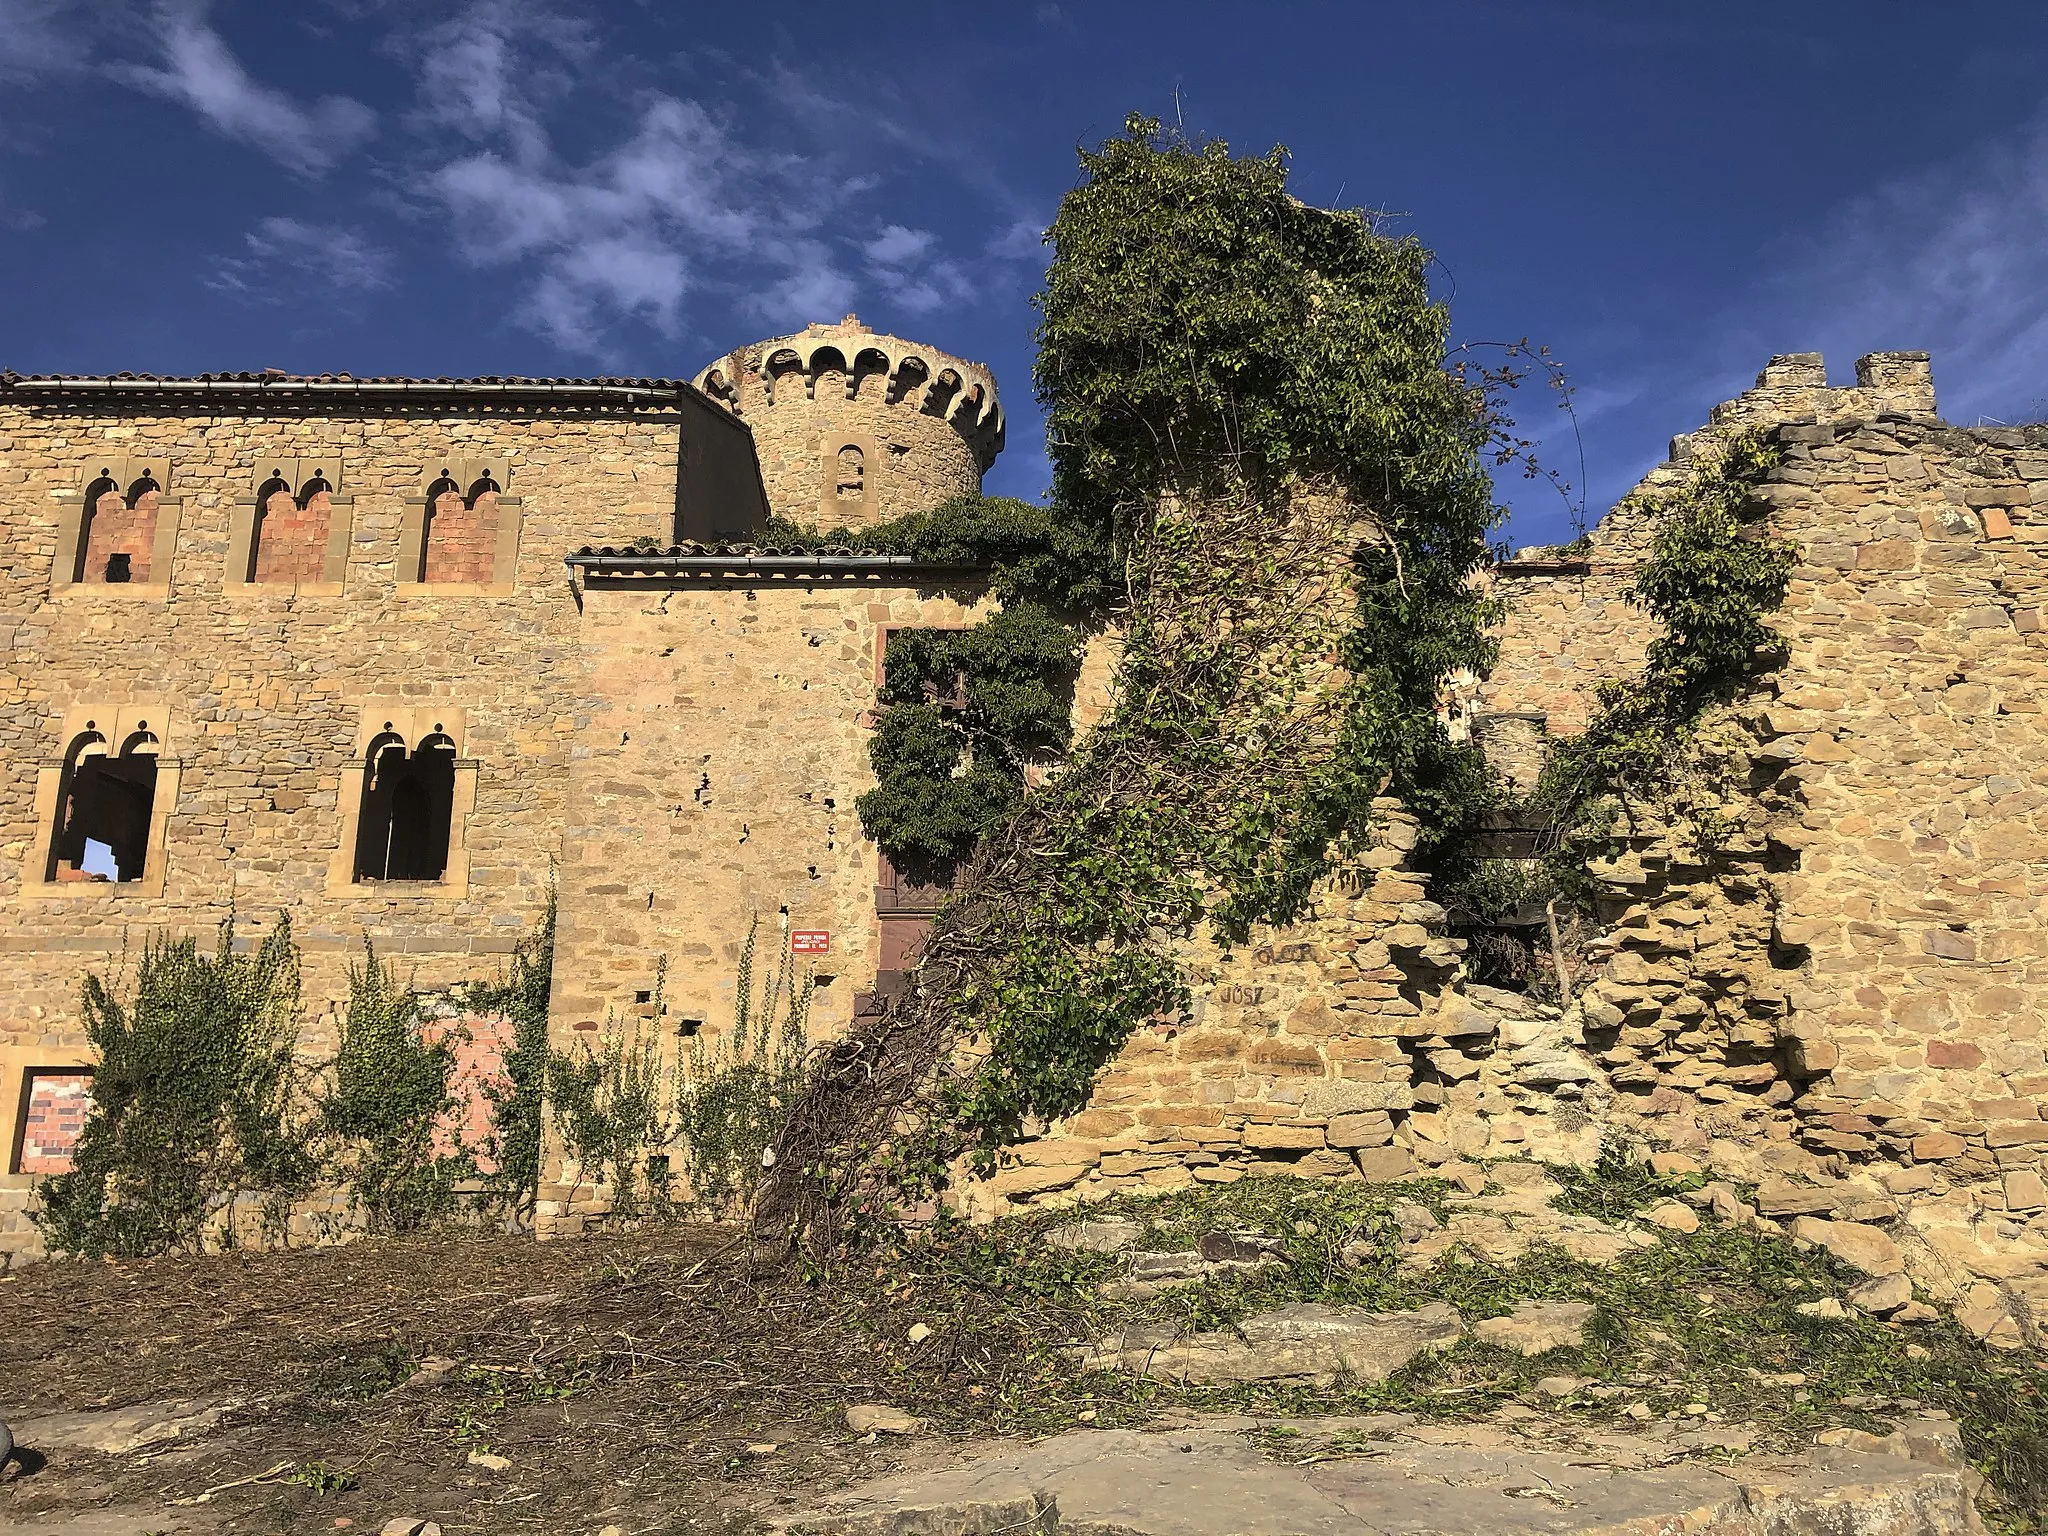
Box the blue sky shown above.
[4,2,2048,546]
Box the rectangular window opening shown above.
[12,1068,94,1175]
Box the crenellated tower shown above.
[693,314,1004,531]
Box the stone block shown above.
[1241,1122,1326,1152]
[2004,1169,2048,1211]
[1911,1132,1968,1162]
[1325,1111,1395,1149]
[1756,1179,1838,1217]
[1354,1145,1417,1183]
[1788,1217,1903,1277]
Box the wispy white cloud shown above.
[1509,110,2048,546]
[209,216,394,301]
[122,1,376,177]
[863,222,976,316]
[985,216,1046,263]
[0,0,96,82]
[402,1,884,354]
[1753,119,2048,427]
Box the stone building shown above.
[0,315,1004,1260]
[5,323,2047,1340]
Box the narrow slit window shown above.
[353,731,457,881]
[49,726,159,883]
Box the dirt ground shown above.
[0,1228,988,1535]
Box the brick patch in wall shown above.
[427,1013,515,1174]
[16,1070,92,1175]
[252,488,333,585]
[82,488,160,583]
[423,490,501,585]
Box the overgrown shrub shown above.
[35,916,316,1258]
[320,943,467,1233]
[675,920,812,1215]
[1539,428,1793,833]
[546,975,677,1219]
[465,890,555,1216]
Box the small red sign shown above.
[791,930,830,955]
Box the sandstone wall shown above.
[0,393,701,1261]
[537,571,994,1235]
[1474,353,1940,737]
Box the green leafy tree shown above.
[35,917,316,1258]
[759,117,1516,1248]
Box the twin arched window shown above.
[353,728,457,881]
[49,724,160,882]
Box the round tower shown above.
[693,315,1004,531]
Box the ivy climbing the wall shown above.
[1536,427,1794,854]
[35,917,317,1258]
[756,116,1515,1256]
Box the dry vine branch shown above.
[752,481,1381,1260]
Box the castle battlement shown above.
[693,316,1004,530]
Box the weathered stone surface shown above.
[1073,1302,1462,1387]
[1473,1300,1595,1356]
[1790,1217,1904,1277]
[1045,1218,1142,1254]
[1325,1111,1395,1149]
[845,1404,920,1436]
[1850,1272,1915,1315]
[1355,1145,1418,1182]
[775,1417,1983,1536]
[1643,1200,1701,1234]
[1759,1181,1840,1219]
[405,1356,459,1387]
[13,1399,230,1456]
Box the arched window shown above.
[835,443,866,501]
[73,465,162,584]
[248,464,334,585]
[353,728,458,881]
[421,468,502,585]
[48,722,159,882]
[247,467,293,582]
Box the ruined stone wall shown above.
[694,317,1001,531]
[537,573,994,1236]
[979,349,2048,1340]
[0,398,692,1261]
[1487,370,2048,1336]
[1474,353,1940,737]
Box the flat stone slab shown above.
[1473,1300,1596,1356]
[1073,1302,1462,1386]
[775,1417,1980,1536]
[11,1399,233,1456]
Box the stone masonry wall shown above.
[0,397,694,1262]
[537,573,995,1236]
[695,317,999,531]
[1474,353,1940,736]
[980,351,2048,1344]
[1480,361,2048,1338]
